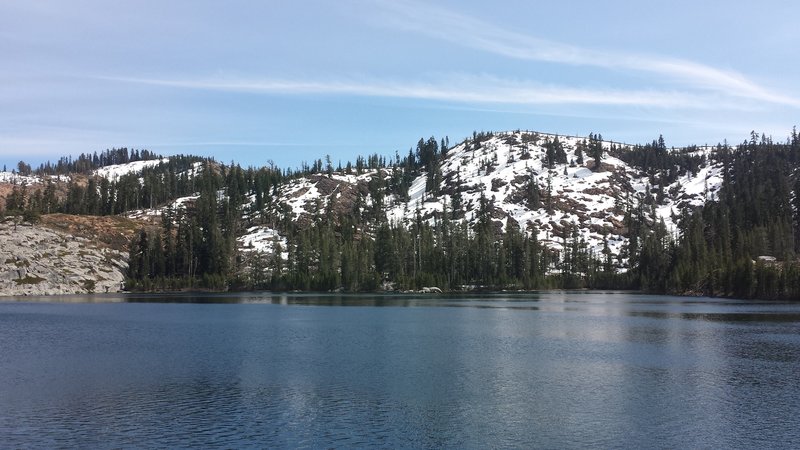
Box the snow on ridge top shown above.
[0,171,43,185]
[492,130,635,148]
[93,158,169,181]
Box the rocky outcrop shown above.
[0,218,128,296]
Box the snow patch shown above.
[237,226,288,260]
[94,159,168,181]
[0,172,44,185]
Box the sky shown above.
[2,0,799,171]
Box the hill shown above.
[1,130,799,299]
[274,131,719,267]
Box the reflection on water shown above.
[1,292,799,448]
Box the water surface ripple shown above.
[1,292,799,448]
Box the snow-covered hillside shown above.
[0,158,174,188]
[0,171,70,185]
[0,171,42,185]
[274,131,723,264]
[88,130,722,271]
[93,158,169,181]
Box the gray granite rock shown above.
[0,220,128,296]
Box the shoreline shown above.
[2,289,788,304]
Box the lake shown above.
[1,292,799,448]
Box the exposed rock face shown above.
[0,219,127,296]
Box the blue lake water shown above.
[1,292,799,448]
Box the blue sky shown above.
[2,0,799,171]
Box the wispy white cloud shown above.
[148,141,352,148]
[100,74,734,109]
[371,0,800,107]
